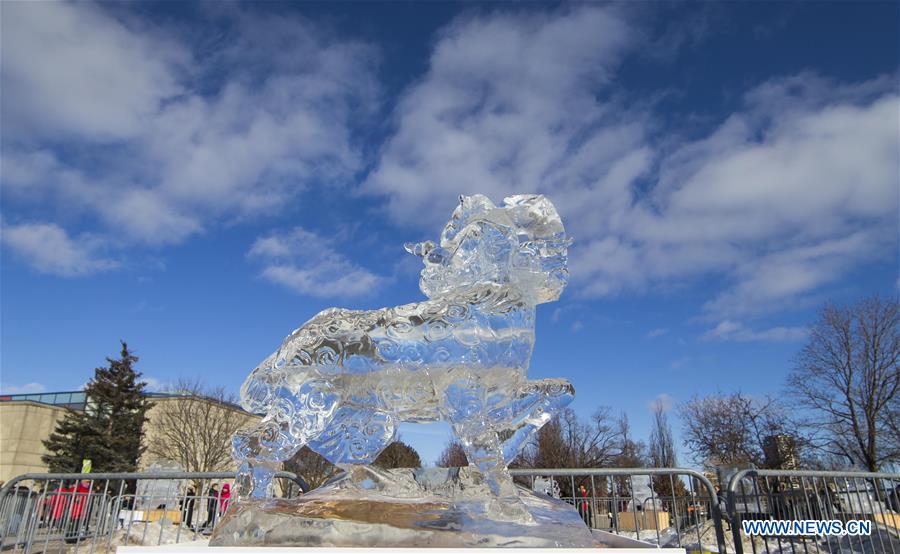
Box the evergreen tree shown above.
[373,441,422,469]
[42,342,152,473]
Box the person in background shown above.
[577,484,592,527]
[219,483,231,515]
[204,484,219,529]
[714,485,730,530]
[715,484,727,506]
[889,483,900,513]
[63,480,91,543]
[50,481,73,525]
[180,487,196,529]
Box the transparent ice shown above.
[232,194,574,520]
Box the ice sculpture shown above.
[231,194,574,520]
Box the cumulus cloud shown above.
[647,328,669,338]
[3,2,895,325]
[576,83,898,313]
[1,2,186,141]
[701,319,808,342]
[2,221,117,276]
[364,6,898,318]
[248,228,385,298]
[1,2,380,257]
[362,6,638,226]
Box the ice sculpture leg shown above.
[452,422,530,521]
[499,378,575,464]
[233,419,303,498]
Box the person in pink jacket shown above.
[218,483,231,515]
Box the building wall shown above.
[0,401,69,483]
[0,396,260,484]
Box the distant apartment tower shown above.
[763,434,800,470]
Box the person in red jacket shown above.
[577,484,592,527]
[70,481,90,519]
[48,483,73,524]
[63,480,91,543]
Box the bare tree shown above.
[525,407,623,470]
[647,401,686,499]
[373,440,422,469]
[611,413,647,498]
[648,401,677,469]
[144,379,253,476]
[678,392,796,468]
[436,440,469,468]
[516,407,624,498]
[788,295,900,471]
[612,413,647,468]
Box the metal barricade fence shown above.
[509,467,729,552]
[0,471,307,553]
[725,469,900,554]
[4,467,900,553]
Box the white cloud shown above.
[648,393,674,412]
[248,228,385,298]
[362,6,638,228]
[702,232,878,317]
[141,376,168,392]
[2,221,117,276]
[3,1,896,324]
[1,2,186,141]
[647,328,669,338]
[1,3,380,261]
[551,308,562,323]
[364,6,898,318]
[572,85,898,313]
[701,320,808,342]
[0,382,47,395]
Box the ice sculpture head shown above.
[405,194,570,304]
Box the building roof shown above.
[0,390,87,410]
[0,389,247,413]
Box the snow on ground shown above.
[109,522,208,548]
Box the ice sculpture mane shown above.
[233,194,574,517]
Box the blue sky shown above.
[1,1,898,466]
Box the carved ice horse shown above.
[232,194,574,515]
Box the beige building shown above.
[0,390,259,484]
[0,399,71,483]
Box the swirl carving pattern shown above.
[233,194,574,514]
